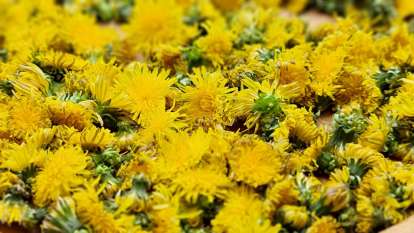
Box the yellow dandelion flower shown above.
[384,75,414,118]
[253,0,281,8]
[62,13,116,54]
[355,195,375,233]
[233,78,301,130]
[0,201,29,225]
[285,0,308,13]
[138,109,186,143]
[358,115,390,151]
[266,177,299,209]
[265,18,305,48]
[228,139,281,187]
[307,216,343,233]
[151,206,181,233]
[13,63,49,96]
[334,68,381,112]
[195,21,235,66]
[36,50,88,72]
[310,49,345,97]
[275,106,321,144]
[74,182,122,233]
[46,98,93,130]
[171,168,231,203]
[8,96,51,138]
[85,61,121,104]
[279,205,309,229]
[275,58,310,98]
[0,103,9,137]
[0,171,19,196]
[125,0,195,53]
[115,64,174,117]
[151,129,211,179]
[212,188,280,233]
[33,146,88,206]
[181,67,234,125]
[1,143,48,172]
[69,126,115,150]
[340,143,384,167]
[323,179,351,212]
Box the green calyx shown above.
[253,92,282,115]
[316,151,339,175]
[330,109,368,147]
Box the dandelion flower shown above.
[181,67,234,125]
[195,21,235,66]
[69,126,115,151]
[307,216,342,233]
[138,109,186,143]
[151,129,211,179]
[125,0,195,53]
[33,146,88,206]
[0,201,29,225]
[115,64,174,117]
[46,98,93,130]
[171,168,231,203]
[8,96,51,138]
[228,139,281,187]
[212,188,280,233]
[73,182,122,233]
[310,49,345,98]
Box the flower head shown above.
[33,146,88,206]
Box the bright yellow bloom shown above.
[125,0,195,53]
[33,146,88,206]
[46,98,93,130]
[1,143,48,172]
[279,205,309,229]
[310,49,345,97]
[307,216,343,233]
[13,63,49,96]
[0,171,19,196]
[62,13,116,54]
[171,167,231,202]
[151,129,211,179]
[69,126,115,150]
[228,139,281,187]
[211,0,243,11]
[266,177,299,209]
[395,0,414,18]
[212,188,281,233]
[74,182,123,233]
[196,21,235,66]
[139,109,186,143]
[115,64,174,117]
[8,96,51,138]
[151,206,182,233]
[181,67,234,125]
[358,115,390,151]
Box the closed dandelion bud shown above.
[279,205,309,229]
[324,183,351,212]
[41,198,84,233]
